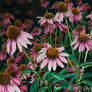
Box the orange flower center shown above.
[4,12,11,18]
[78,33,89,42]
[33,27,39,32]
[7,26,21,40]
[19,64,27,71]
[64,0,71,3]
[14,19,22,27]
[6,58,14,64]
[0,72,10,85]
[78,1,83,6]
[85,3,89,7]
[72,8,80,15]
[46,47,58,58]
[57,2,68,12]
[76,24,83,32]
[24,19,30,24]
[33,44,42,52]
[5,66,16,77]
[44,12,54,19]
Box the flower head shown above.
[7,25,32,56]
[37,45,69,71]
[72,33,92,52]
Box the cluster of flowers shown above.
[0,0,92,92]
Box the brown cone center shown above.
[57,2,68,12]
[64,0,71,3]
[7,26,21,40]
[78,33,89,42]
[46,47,58,58]
[14,19,22,27]
[72,8,80,15]
[33,44,42,52]
[33,27,39,32]
[0,72,10,85]
[19,64,27,71]
[44,13,54,19]
[76,24,83,32]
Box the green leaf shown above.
[69,54,79,64]
[83,80,92,87]
[54,86,61,92]
[50,72,64,80]
[39,87,47,92]
[43,72,51,81]
[59,68,70,75]
[19,68,34,78]
[80,62,92,69]
[68,76,76,88]
[61,73,76,79]
[30,79,38,92]
[58,81,68,88]
[83,73,92,78]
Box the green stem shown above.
[65,17,74,56]
[23,47,51,92]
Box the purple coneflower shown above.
[72,33,92,53]
[6,26,32,56]
[69,7,82,23]
[73,24,85,34]
[37,45,69,71]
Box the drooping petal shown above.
[7,85,15,92]
[59,56,68,63]
[57,58,64,68]
[37,54,47,62]
[52,60,57,71]
[7,39,11,54]
[59,53,69,57]
[40,58,48,69]
[11,40,16,55]
[17,41,22,52]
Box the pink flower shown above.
[37,44,69,71]
[23,19,34,30]
[55,2,72,22]
[6,26,32,56]
[31,27,41,36]
[0,63,22,92]
[73,24,85,34]
[84,3,90,11]
[86,13,92,20]
[0,72,21,92]
[40,0,49,7]
[4,12,14,25]
[72,33,92,53]
[30,43,43,59]
[50,1,59,9]
[19,85,27,92]
[77,1,85,11]
[64,0,74,8]
[69,7,82,23]
[38,12,55,34]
